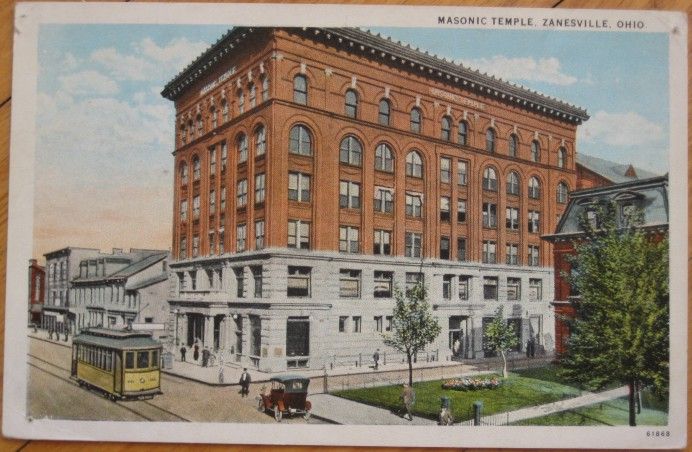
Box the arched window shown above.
[196,114,203,136]
[249,83,257,108]
[482,167,497,191]
[406,151,423,178]
[506,171,520,195]
[531,140,540,162]
[375,143,394,172]
[180,123,187,144]
[344,89,358,118]
[237,89,245,114]
[293,74,307,105]
[458,121,468,145]
[339,135,362,166]
[558,147,567,168]
[237,133,248,163]
[508,133,518,157]
[192,156,201,181]
[528,176,541,199]
[211,107,217,128]
[261,77,269,102]
[187,119,193,138]
[440,116,452,141]
[179,162,188,185]
[410,108,422,133]
[378,99,391,126]
[289,124,312,156]
[557,182,569,204]
[254,125,266,156]
[221,99,229,123]
[486,128,496,153]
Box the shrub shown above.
[442,377,501,391]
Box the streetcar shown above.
[71,328,163,400]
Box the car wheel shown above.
[273,405,282,422]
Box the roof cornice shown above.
[162,27,589,124]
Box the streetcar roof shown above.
[73,328,161,350]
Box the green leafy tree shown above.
[483,305,519,378]
[383,281,441,386]
[561,202,669,426]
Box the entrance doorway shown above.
[448,316,465,359]
[286,317,309,368]
[187,313,205,346]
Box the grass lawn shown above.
[333,370,582,421]
[511,396,668,426]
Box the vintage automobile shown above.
[258,375,312,421]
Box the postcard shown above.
[3,2,687,449]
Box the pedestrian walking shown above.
[239,368,251,397]
[180,346,187,362]
[401,384,416,421]
[202,348,210,367]
[48,327,53,340]
[373,349,380,370]
[193,343,200,361]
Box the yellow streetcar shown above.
[71,328,163,400]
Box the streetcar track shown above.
[27,354,190,422]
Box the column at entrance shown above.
[203,315,214,348]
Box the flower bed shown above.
[442,377,502,391]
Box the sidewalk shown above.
[309,393,437,425]
[457,386,630,425]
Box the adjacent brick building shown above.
[542,175,668,356]
[161,27,589,371]
[28,259,45,325]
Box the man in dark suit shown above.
[239,368,251,397]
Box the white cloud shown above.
[58,70,119,97]
[91,47,155,81]
[136,37,209,69]
[460,56,578,86]
[578,111,665,147]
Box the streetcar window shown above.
[137,351,150,369]
[151,350,159,368]
[106,352,112,372]
[125,352,135,369]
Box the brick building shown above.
[161,27,588,371]
[28,259,45,324]
[542,175,669,355]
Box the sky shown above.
[32,24,670,261]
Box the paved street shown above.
[27,336,320,424]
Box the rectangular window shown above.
[373,230,391,255]
[235,267,244,298]
[193,195,200,220]
[339,316,348,333]
[137,350,150,369]
[339,226,360,253]
[208,231,215,256]
[353,316,362,333]
[179,237,187,259]
[440,196,451,222]
[405,232,422,258]
[287,266,311,297]
[252,266,263,298]
[218,229,225,254]
[506,244,519,265]
[483,202,497,228]
[288,220,310,249]
[405,272,423,296]
[255,220,265,250]
[339,181,361,209]
[506,207,519,230]
[483,276,498,300]
[442,275,453,300]
[458,276,470,301]
[236,224,246,251]
[374,271,393,298]
[457,199,466,223]
[457,161,468,186]
[507,277,521,301]
[220,187,226,211]
[180,200,188,221]
[529,279,543,301]
[255,173,265,204]
[374,316,383,333]
[209,146,216,175]
[237,179,248,207]
[440,236,450,260]
[192,235,200,258]
[221,141,228,172]
[457,238,467,262]
[385,316,393,332]
[339,269,361,298]
[405,193,423,218]
[209,190,216,215]
[125,351,134,369]
[528,245,540,266]
[374,187,394,214]
[440,157,451,183]
[528,210,541,233]
[482,240,496,264]
[288,172,311,202]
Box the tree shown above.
[561,202,669,426]
[483,305,519,378]
[382,281,441,386]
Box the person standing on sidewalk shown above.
[180,345,187,362]
[401,384,416,421]
[239,368,251,397]
[373,349,380,370]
